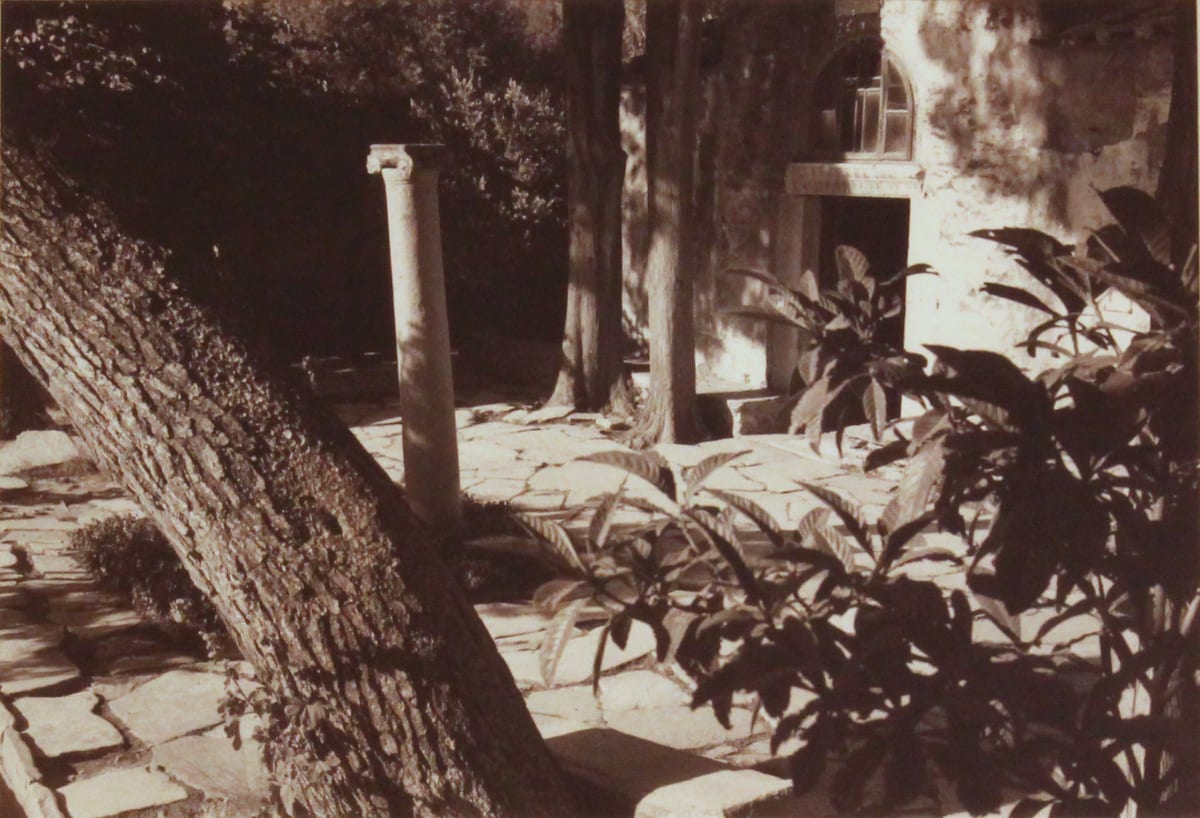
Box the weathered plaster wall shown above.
[620,0,1173,386]
[885,0,1171,364]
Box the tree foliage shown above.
[1,1,568,353]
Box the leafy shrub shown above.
[725,246,932,448]
[528,188,1199,816]
[71,513,227,645]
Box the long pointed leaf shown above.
[981,282,1060,316]
[862,379,887,440]
[516,512,587,575]
[800,482,874,556]
[683,450,750,497]
[704,488,786,547]
[688,508,764,605]
[587,491,623,552]
[581,450,676,499]
[540,598,586,687]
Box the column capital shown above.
[366,144,449,179]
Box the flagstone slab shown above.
[506,622,657,688]
[604,703,758,750]
[91,634,196,676]
[0,476,30,493]
[0,431,82,476]
[540,719,792,818]
[512,490,569,512]
[44,591,144,638]
[153,734,264,804]
[525,685,604,724]
[12,690,123,760]
[465,476,532,504]
[474,603,549,640]
[0,622,79,695]
[107,669,226,745]
[598,670,690,712]
[525,460,626,496]
[58,767,188,818]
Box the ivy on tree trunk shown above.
[0,135,578,818]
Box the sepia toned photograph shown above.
[0,1,1196,816]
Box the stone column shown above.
[367,144,462,530]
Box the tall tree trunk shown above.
[547,0,633,414]
[0,137,578,818]
[627,0,703,447]
[0,341,42,439]
[1153,5,1200,812]
[1156,0,1198,272]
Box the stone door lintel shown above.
[784,161,923,199]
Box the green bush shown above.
[71,514,227,644]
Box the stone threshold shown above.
[536,714,794,818]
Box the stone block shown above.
[541,720,791,818]
[107,669,226,745]
[0,622,79,696]
[474,603,550,640]
[153,734,266,805]
[12,690,124,760]
[525,686,604,724]
[0,431,82,476]
[604,703,757,751]
[1,725,41,785]
[599,670,689,712]
[45,591,144,639]
[58,767,188,818]
[22,781,68,818]
[506,621,658,689]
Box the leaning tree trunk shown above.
[0,137,578,818]
[547,0,633,414]
[626,0,702,446]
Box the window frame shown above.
[809,40,914,163]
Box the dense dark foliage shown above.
[1,0,567,359]
[529,188,1199,816]
[71,514,227,645]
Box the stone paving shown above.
[0,406,913,818]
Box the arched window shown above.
[811,40,912,160]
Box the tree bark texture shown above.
[629,0,702,446]
[1156,0,1198,272]
[0,137,578,818]
[548,0,633,414]
[0,340,43,439]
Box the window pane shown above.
[884,110,909,154]
[885,59,908,110]
[858,86,881,152]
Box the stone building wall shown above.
[619,0,1174,388]
[884,0,1172,362]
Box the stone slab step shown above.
[535,715,793,818]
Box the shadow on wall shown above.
[908,0,1171,222]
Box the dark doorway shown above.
[818,196,911,349]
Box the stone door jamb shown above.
[766,161,923,391]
